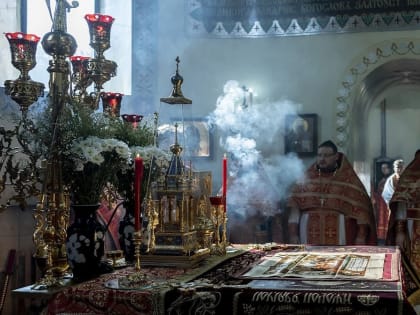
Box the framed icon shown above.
[284,114,318,156]
[373,157,394,193]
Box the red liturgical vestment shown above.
[388,150,420,275]
[288,153,377,245]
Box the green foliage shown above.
[110,117,154,147]
[30,101,157,205]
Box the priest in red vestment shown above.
[387,150,420,274]
[287,140,377,245]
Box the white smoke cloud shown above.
[208,80,305,221]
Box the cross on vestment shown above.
[326,227,337,238]
[309,226,321,239]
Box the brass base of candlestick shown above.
[114,230,150,288]
[119,269,149,288]
[31,277,63,290]
[31,264,69,289]
[133,230,142,271]
[210,244,226,256]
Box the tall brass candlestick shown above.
[118,231,148,288]
[133,230,142,271]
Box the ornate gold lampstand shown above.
[31,0,79,288]
[2,27,72,287]
[1,31,69,286]
[4,0,120,288]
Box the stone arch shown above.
[335,39,420,159]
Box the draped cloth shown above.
[288,153,377,245]
[388,150,420,276]
[372,191,391,241]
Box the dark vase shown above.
[118,202,135,263]
[119,201,149,263]
[66,204,106,282]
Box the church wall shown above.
[154,0,420,180]
[0,1,419,312]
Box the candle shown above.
[134,154,144,231]
[222,153,227,212]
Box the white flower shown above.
[90,153,105,165]
[66,233,86,265]
[74,159,85,171]
[115,144,131,160]
[93,231,104,257]
[69,136,132,168]
[131,145,171,167]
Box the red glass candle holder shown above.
[5,32,41,80]
[70,56,90,73]
[70,56,92,93]
[4,32,44,113]
[101,92,123,117]
[85,14,115,58]
[122,114,144,128]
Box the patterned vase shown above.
[118,202,136,263]
[119,201,149,263]
[66,204,106,282]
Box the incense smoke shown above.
[208,80,305,221]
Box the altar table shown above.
[30,245,420,314]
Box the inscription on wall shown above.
[188,0,420,37]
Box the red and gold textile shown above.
[372,191,391,241]
[388,150,420,275]
[42,245,419,315]
[45,267,185,315]
[166,245,417,315]
[288,153,377,245]
[389,151,420,216]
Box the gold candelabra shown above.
[2,0,119,287]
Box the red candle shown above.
[134,154,144,231]
[222,153,227,212]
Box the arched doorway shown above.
[334,39,420,191]
[352,59,420,161]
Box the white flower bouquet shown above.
[63,135,132,205]
[31,102,161,205]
